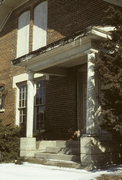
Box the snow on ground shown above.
[0,162,122,180]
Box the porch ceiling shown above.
[57,56,87,68]
[0,0,29,32]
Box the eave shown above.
[103,0,122,7]
[0,0,29,32]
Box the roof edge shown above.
[0,0,29,32]
[103,0,122,7]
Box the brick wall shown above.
[48,0,109,43]
[46,68,77,139]
[0,0,111,127]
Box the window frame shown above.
[32,1,48,51]
[16,78,46,131]
[17,10,30,58]
[0,86,5,112]
[17,83,27,125]
[34,79,46,131]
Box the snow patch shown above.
[0,163,122,180]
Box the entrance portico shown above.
[12,27,109,167]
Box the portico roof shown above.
[12,26,112,72]
[0,0,29,32]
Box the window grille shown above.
[18,84,27,125]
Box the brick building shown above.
[0,0,121,168]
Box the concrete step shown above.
[25,158,81,169]
[44,147,80,155]
[36,140,80,151]
[35,152,80,162]
[56,140,80,148]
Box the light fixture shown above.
[0,0,5,5]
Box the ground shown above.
[0,163,122,180]
[97,175,122,180]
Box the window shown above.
[0,86,5,111]
[34,80,46,130]
[33,1,47,51]
[18,84,27,126]
[17,80,46,131]
[16,1,47,57]
[17,11,30,58]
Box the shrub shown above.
[0,120,20,162]
[95,6,122,136]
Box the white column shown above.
[86,52,96,135]
[26,71,34,138]
[15,87,20,126]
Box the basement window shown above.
[0,86,5,112]
[0,96,4,111]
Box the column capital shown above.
[85,48,98,55]
[27,70,34,81]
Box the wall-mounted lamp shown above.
[0,0,5,5]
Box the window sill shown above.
[0,109,5,113]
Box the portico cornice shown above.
[12,26,112,72]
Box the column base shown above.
[20,137,36,158]
[80,135,122,170]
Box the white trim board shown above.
[13,73,44,88]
